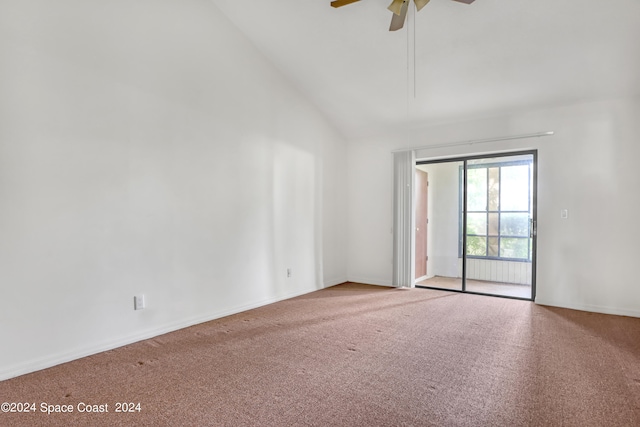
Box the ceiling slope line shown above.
[391,131,555,152]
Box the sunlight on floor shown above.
[416,276,531,299]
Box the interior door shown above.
[415,170,428,279]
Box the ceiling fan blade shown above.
[387,0,406,16]
[450,0,475,4]
[389,0,409,31]
[414,0,431,12]
[330,0,361,8]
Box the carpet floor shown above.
[1,283,639,426]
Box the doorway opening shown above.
[415,151,537,301]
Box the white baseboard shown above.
[0,285,326,382]
[323,276,348,288]
[346,276,393,287]
[14,283,636,382]
[535,298,640,318]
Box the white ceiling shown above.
[209,0,640,139]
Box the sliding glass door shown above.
[416,151,536,300]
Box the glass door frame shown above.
[415,149,537,301]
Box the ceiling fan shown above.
[331,0,476,31]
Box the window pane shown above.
[500,237,529,259]
[500,165,529,211]
[463,158,534,262]
[467,236,486,256]
[467,168,487,211]
[488,167,499,211]
[500,213,529,237]
[467,213,487,236]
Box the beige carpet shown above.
[1,283,639,426]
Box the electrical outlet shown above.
[134,295,145,310]
[287,268,292,278]
[561,209,568,219]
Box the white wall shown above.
[462,259,532,285]
[0,0,347,380]
[347,97,640,317]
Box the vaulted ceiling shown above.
[210,0,640,139]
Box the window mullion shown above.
[498,166,502,259]
[485,165,489,257]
